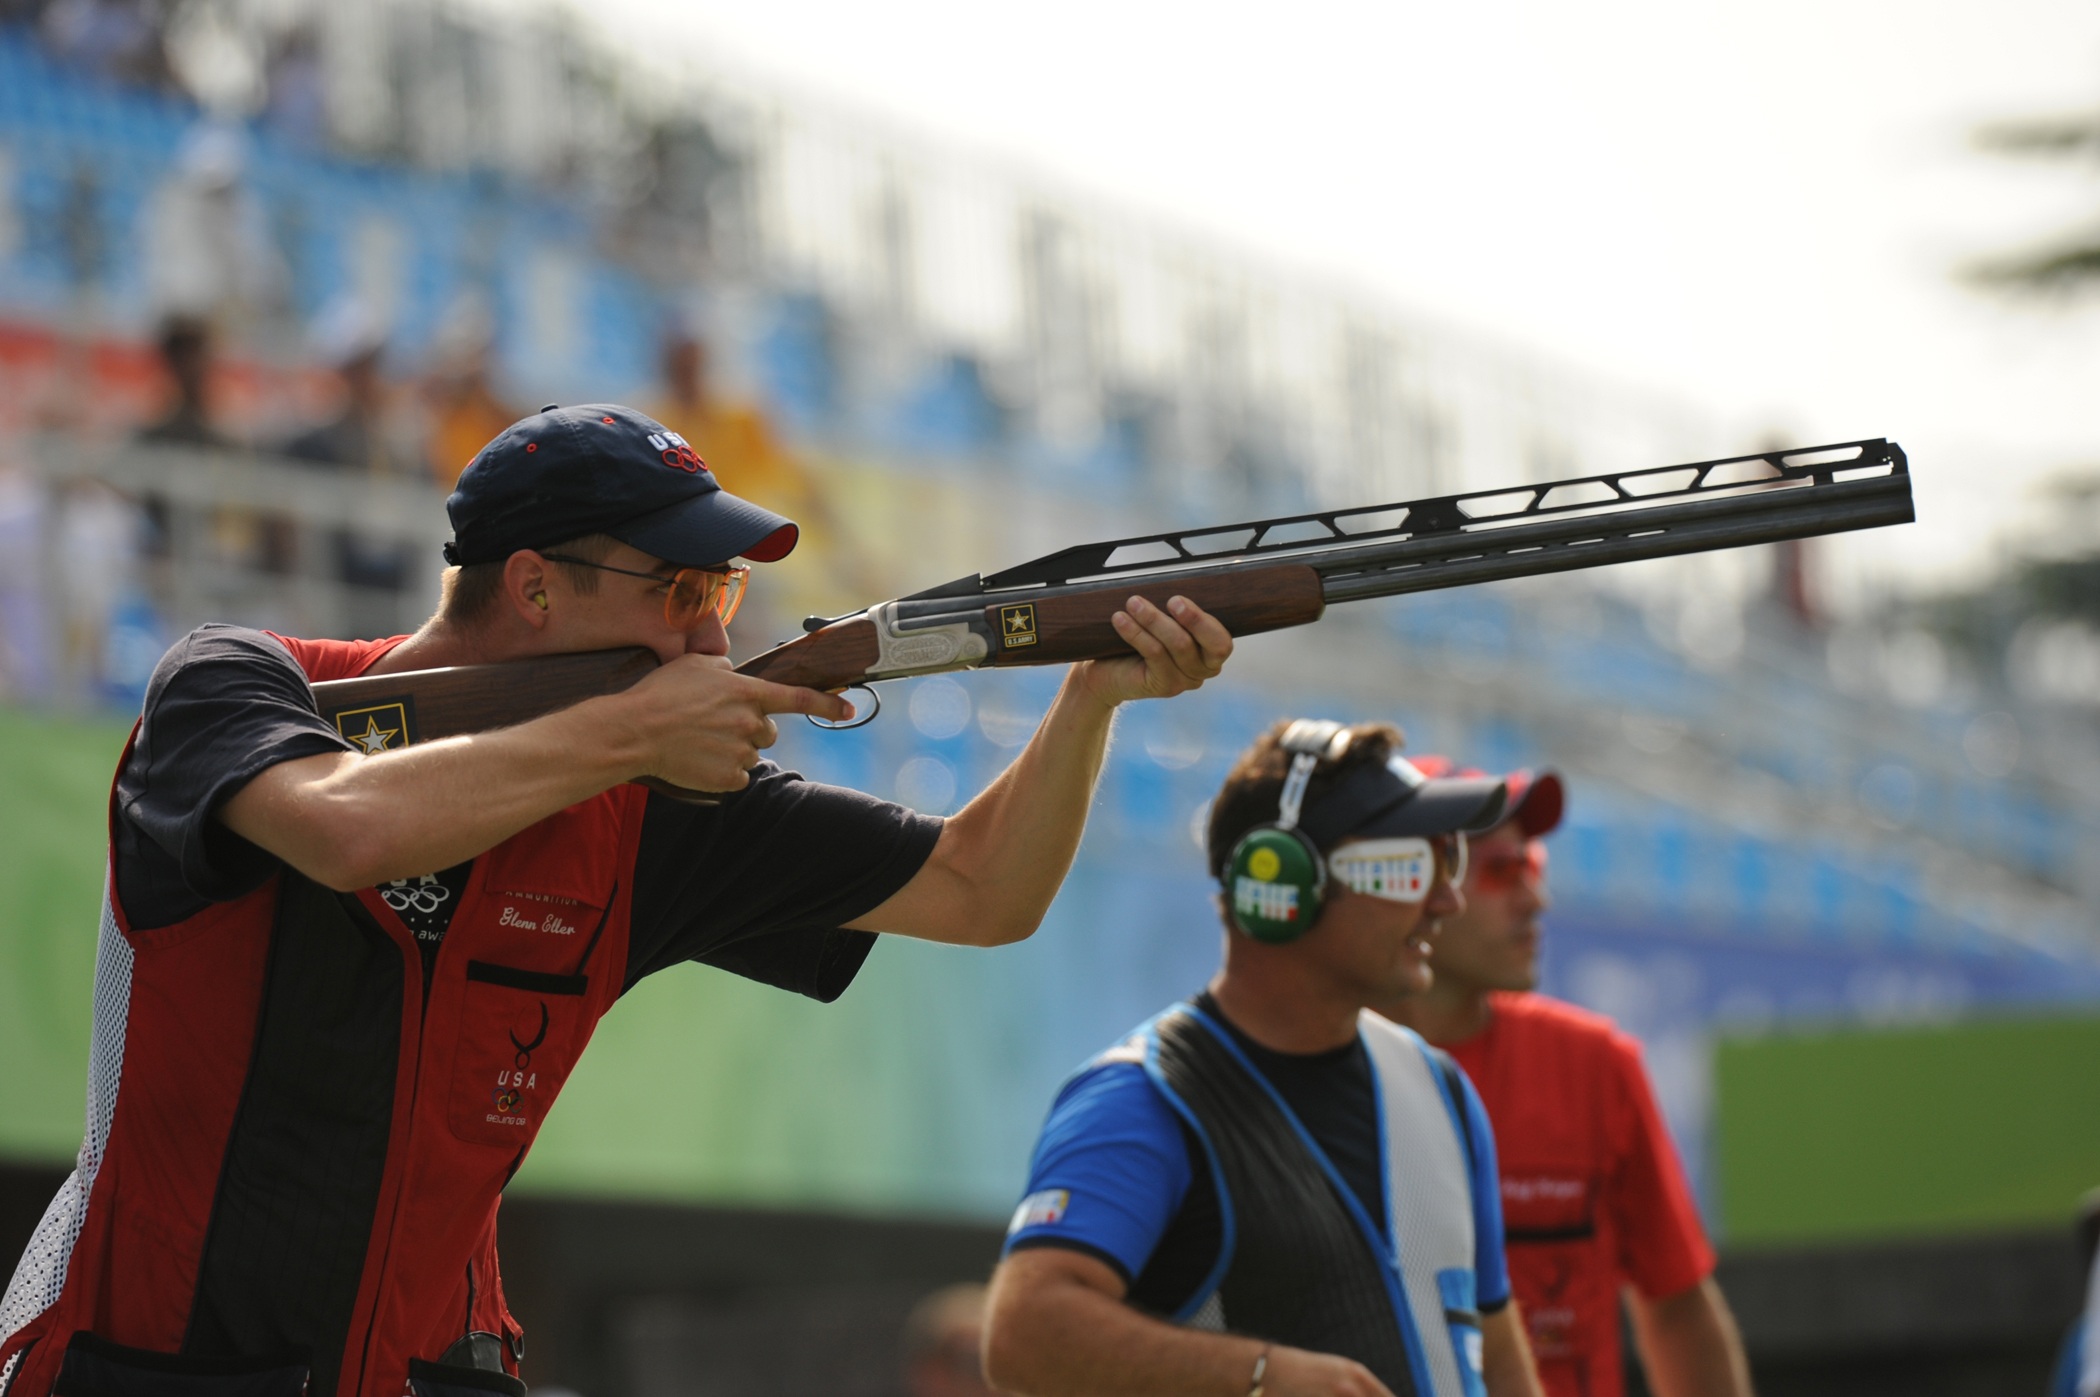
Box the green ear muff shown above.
[1221,718,1353,944]
[1227,826,1327,943]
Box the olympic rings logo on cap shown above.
[646,431,708,474]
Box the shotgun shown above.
[312,438,1913,787]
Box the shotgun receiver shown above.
[312,439,1912,766]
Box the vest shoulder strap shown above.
[1358,1013,1482,1397]
[1429,1047,1477,1180]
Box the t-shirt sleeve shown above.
[624,764,943,999]
[1001,1057,1194,1287]
[1604,1030,1717,1299]
[1453,1062,1511,1312]
[114,625,354,926]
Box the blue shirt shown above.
[1005,1016,1511,1317]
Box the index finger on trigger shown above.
[754,679,856,724]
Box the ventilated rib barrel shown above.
[1314,472,1914,604]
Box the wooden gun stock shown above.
[734,617,880,686]
[311,647,661,743]
[732,562,1325,682]
[980,564,1323,666]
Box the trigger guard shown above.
[807,684,880,731]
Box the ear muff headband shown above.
[1225,720,1352,943]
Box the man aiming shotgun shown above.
[0,404,1233,1397]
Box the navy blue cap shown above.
[1297,755,1507,847]
[443,403,798,568]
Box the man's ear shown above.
[502,551,554,628]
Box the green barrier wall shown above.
[0,707,128,1162]
[1715,1014,2100,1246]
[18,700,2100,1236]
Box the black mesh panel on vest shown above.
[1142,1009,1417,1395]
[183,874,405,1397]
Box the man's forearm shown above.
[1628,1279,1756,1397]
[227,651,849,890]
[920,590,1232,943]
[986,1264,1263,1397]
[222,691,653,889]
[850,593,1230,944]
[1480,1305,1544,1397]
[987,1251,1398,1397]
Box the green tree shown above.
[1968,107,2100,292]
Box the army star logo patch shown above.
[333,702,411,754]
[999,603,1038,648]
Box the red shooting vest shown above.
[0,636,645,1397]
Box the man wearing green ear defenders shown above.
[983,719,1544,1397]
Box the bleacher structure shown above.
[1,7,2097,1229]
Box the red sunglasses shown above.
[1469,839,1547,895]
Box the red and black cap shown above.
[1409,757,1565,836]
[443,403,798,568]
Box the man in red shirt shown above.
[0,404,1236,1397]
[1378,766,1756,1397]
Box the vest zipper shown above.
[345,881,446,1397]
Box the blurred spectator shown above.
[281,301,413,619]
[58,164,110,298]
[38,0,169,88]
[52,478,142,702]
[645,326,809,520]
[283,300,412,476]
[644,324,876,629]
[607,116,740,283]
[161,0,267,116]
[261,21,327,148]
[134,314,294,577]
[134,314,229,449]
[901,1284,996,1397]
[143,122,288,338]
[1755,435,1819,630]
[0,437,51,700]
[421,296,518,487]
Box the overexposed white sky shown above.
[581,0,2100,589]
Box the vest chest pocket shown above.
[448,962,589,1148]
